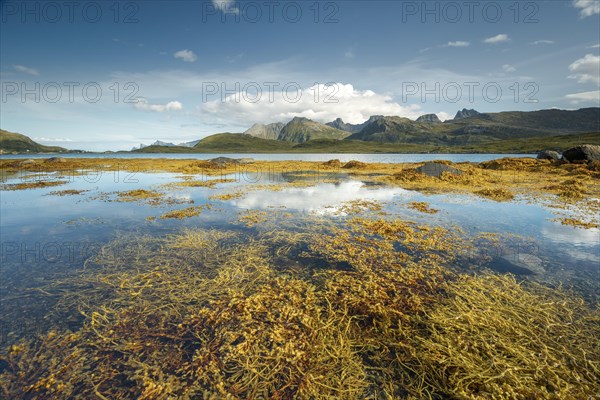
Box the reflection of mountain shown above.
[231,181,410,213]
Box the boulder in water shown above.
[562,145,600,163]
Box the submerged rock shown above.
[488,253,545,275]
[415,162,462,178]
[537,150,561,161]
[562,145,600,163]
[45,157,67,163]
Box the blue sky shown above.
[1,0,599,151]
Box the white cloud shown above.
[446,41,470,47]
[565,90,600,104]
[174,49,197,62]
[202,82,423,125]
[502,64,516,73]
[134,100,183,112]
[34,137,73,142]
[212,0,239,14]
[568,54,600,85]
[13,65,39,76]
[573,0,600,17]
[588,44,600,49]
[232,181,409,214]
[530,40,554,45]
[483,34,510,44]
[344,49,355,59]
[436,112,453,122]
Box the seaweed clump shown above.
[1,214,599,399]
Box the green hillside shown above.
[134,131,600,154]
[0,129,68,154]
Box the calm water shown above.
[0,158,598,344]
[0,153,534,163]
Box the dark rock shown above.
[488,253,545,275]
[415,162,462,178]
[416,114,442,123]
[562,145,600,163]
[536,150,561,161]
[45,157,67,163]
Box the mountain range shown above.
[2,107,599,154]
[240,107,600,147]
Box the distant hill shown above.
[460,108,600,132]
[193,133,293,152]
[348,108,600,145]
[0,129,69,154]
[277,117,351,143]
[326,115,384,133]
[244,122,285,140]
[134,107,600,154]
[347,116,439,143]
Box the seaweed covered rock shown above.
[342,160,367,169]
[536,150,561,161]
[562,145,600,163]
[322,159,342,168]
[208,157,254,166]
[415,162,462,178]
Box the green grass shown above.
[0,129,68,154]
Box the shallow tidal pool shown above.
[1,163,599,399]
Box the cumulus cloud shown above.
[565,90,600,104]
[502,64,516,73]
[568,54,600,85]
[573,0,600,17]
[530,40,554,45]
[134,100,183,112]
[436,112,453,122]
[483,34,510,44]
[174,49,197,62]
[446,41,470,47]
[212,0,239,14]
[201,83,423,125]
[13,65,39,76]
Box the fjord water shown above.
[0,153,532,163]
[0,158,598,345]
